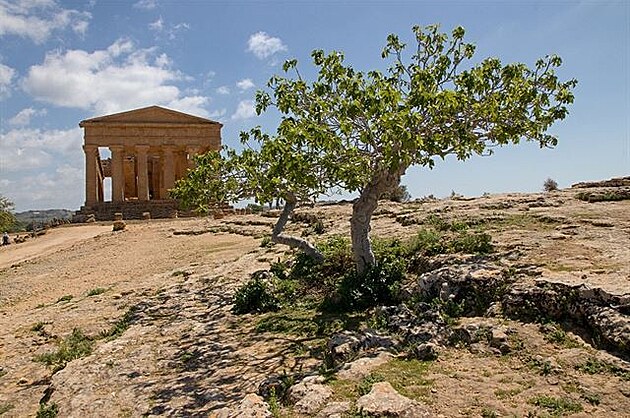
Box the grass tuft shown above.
[86,287,107,297]
[529,395,583,416]
[55,295,73,303]
[36,402,59,418]
[34,329,93,372]
[99,307,137,340]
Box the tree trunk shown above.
[351,170,402,274]
[271,193,324,261]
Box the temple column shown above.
[83,144,98,206]
[110,145,125,202]
[162,145,176,198]
[186,145,201,169]
[136,145,150,201]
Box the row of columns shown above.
[84,144,204,207]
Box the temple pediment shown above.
[80,105,221,126]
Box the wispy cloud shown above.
[9,107,47,126]
[231,100,256,120]
[149,16,189,40]
[216,85,230,95]
[236,78,255,91]
[247,31,287,59]
[133,0,157,10]
[0,0,91,43]
[0,62,15,98]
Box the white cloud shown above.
[0,126,85,209]
[247,31,287,59]
[8,107,47,126]
[208,108,226,120]
[3,164,84,210]
[0,0,91,43]
[216,85,230,95]
[236,78,255,91]
[133,0,157,10]
[0,62,15,98]
[22,38,209,115]
[231,100,256,120]
[166,96,209,118]
[0,127,82,170]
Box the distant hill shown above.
[15,209,74,230]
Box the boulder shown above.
[409,342,439,361]
[337,352,394,380]
[356,381,433,417]
[315,401,352,418]
[210,393,271,418]
[288,375,333,415]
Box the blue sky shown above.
[0,0,628,211]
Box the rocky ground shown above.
[0,179,628,417]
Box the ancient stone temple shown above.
[73,106,221,221]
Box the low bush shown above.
[232,271,280,314]
[35,328,94,372]
[543,178,559,192]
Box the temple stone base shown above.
[72,200,190,222]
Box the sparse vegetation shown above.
[544,178,559,192]
[232,271,280,314]
[56,294,73,303]
[100,307,137,341]
[34,328,94,372]
[86,287,107,297]
[36,402,59,418]
[480,408,499,418]
[576,190,630,202]
[0,403,13,414]
[576,357,630,380]
[259,235,274,248]
[31,321,47,333]
[381,184,412,203]
[357,373,384,395]
[0,194,17,232]
[529,394,583,415]
[541,324,581,348]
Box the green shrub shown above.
[326,256,406,312]
[247,203,264,213]
[35,329,94,372]
[408,228,446,256]
[544,178,559,192]
[381,184,411,202]
[232,272,280,314]
[260,236,274,248]
[36,403,59,418]
[449,231,493,254]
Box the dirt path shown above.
[0,217,276,417]
[0,224,111,270]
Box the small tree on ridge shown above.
[254,24,576,273]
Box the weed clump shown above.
[232,271,281,314]
[35,329,94,372]
[36,402,59,418]
[529,394,582,415]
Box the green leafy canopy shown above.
[256,24,576,188]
